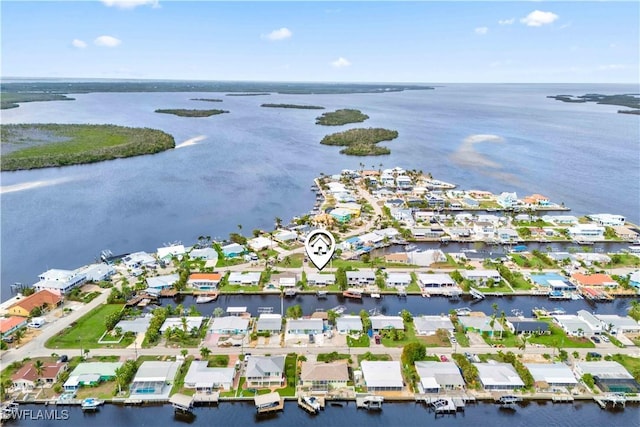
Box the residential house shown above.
[146,274,179,293]
[336,202,362,217]
[12,361,67,392]
[330,208,352,223]
[522,194,551,206]
[631,271,640,289]
[380,174,395,187]
[75,263,116,283]
[396,175,412,189]
[571,273,618,288]
[384,253,409,264]
[0,317,27,338]
[385,273,411,288]
[360,361,403,391]
[357,232,385,246]
[588,214,626,227]
[256,314,282,334]
[228,272,261,286]
[497,228,520,243]
[63,362,122,392]
[274,229,298,242]
[496,192,518,209]
[6,290,63,317]
[411,227,445,238]
[209,316,250,335]
[461,270,502,286]
[160,317,204,333]
[336,315,363,334]
[221,243,245,258]
[189,247,219,263]
[414,361,465,393]
[130,361,182,398]
[595,314,640,335]
[576,310,603,334]
[458,316,504,337]
[463,197,480,208]
[184,361,235,391]
[286,318,324,335]
[278,277,297,288]
[245,356,285,388]
[413,316,455,336]
[300,361,350,391]
[505,318,550,335]
[32,269,86,295]
[553,315,594,337]
[524,363,578,388]
[574,361,640,393]
[417,273,456,290]
[248,236,272,251]
[303,273,336,287]
[346,271,376,287]
[370,316,404,334]
[157,245,186,262]
[473,222,495,240]
[188,273,222,290]
[542,215,578,225]
[568,224,605,240]
[474,362,524,390]
[122,251,157,269]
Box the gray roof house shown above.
[184,361,235,391]
[474,362,524,390]
[130,360,182,400]
[286,318,324,335]
[370,316,404,333]
[414,316,454,336]
[209,316,250,335]
[336,315,363,334]
[524,363,578,387]
[256,314,282,333]
[414,361,465,393]
[346,271,376,286]
[360,361,403,391]
[245,356,285,387]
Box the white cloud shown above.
[72,39,87,49]
[520,10,559,27]
[498,18,515,25]
[262,28,292,41]
[94,35,122,47]
[475,27,488,35]
[331,57,351,68]
[598,64,626,71]
[101,0,159,9]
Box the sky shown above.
[1,1,639,83]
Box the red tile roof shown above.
[0,317,26,334]
[11,362,66,382]
[8,290,62,313]
[189,273,222,281]
[571,273,616,286]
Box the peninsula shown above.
[547,93,640,115]
[154,109,229,117]
[316,108,369,126]
[0,124,175,171]
[320,127,398,156]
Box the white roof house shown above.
[414,316,455,336]
[414,361,465,393]
[74,263,116,282]
[574,361,634,380]
[588,214,625,227]
[361,361,404,391]
[595,315,640,334]
[228,272,261,286]
[157,245,185,260]
[304,273,335,286]
[474,362,524,390]
[418,273,456,288]
[386,273,411,287]
[577,310,603,334]
[274,230,297,242]
[524,363,578,387]
[336,315,363,334]
[553,315,594,336]
[189,247,219,262]
[122,251,157,269]
[459,316,504,336]
[159,316,204,333]
[256,314,282,333]
[146,274,179,290]
[371,316,404,332]
[346,271,376,285]
[221,243,245,257]
[130,361,182,398]
[286,318,324,335]
[248,236,272,251]
[279,277,296,288]
[32,269,86,294]
[358,232,385,245]
[184,361,235,391]
[461,269,501,284]
[209,316,250,334]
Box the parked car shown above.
[591,336,601,344]
[58,354,68,363]
[2,336,14,343]
[450,337,457,344]
[587,352,602,359]
[374,335,381,345]
[440,355,448,362]
[600,336,610,343]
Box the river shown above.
[1,83,638,299]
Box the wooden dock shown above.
[356,394,383,410]
[552,395,574,403]
[194,392,219,404]
[594,393,627,409]
[255,392,284,414]
[297,396,324,414]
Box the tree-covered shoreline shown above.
[155,109,229,117]
[261,103,325,109]
[316,109,369,126]
[320,127,398,156]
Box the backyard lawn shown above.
[527,323,595,349]
[46,304,127,349]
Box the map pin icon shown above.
[304,229,336,271]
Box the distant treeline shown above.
[320,127,398,156]
[155,109,229,117]
[316,109,369,126]
[226,93,270,96]
[261,103,325,109]
[191,98,223,102]
[548,93,640,115]
[1,124,175,171]
[1,93,75,109]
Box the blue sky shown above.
[1,1,638,83]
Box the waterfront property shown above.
[159,317,205,333]
[370,316,405,334]
[122,251,157,270]
[336,315,363,334]
[595,314,640,335]
[300,361,349,391]
[303,273,336,287]
[248,236,273,251]
[245,355,285,388]
[504,318,550,335]
[571,273,618,288]
[189,247,219,263]
[568,224,605,240]
[115,316,151,335]
[0,316,27,338]
[346,271,376,287]
[461,270,502,286]
[146,274,179,293]
[32,269,86,295]
[157,244,186,262]
[386,273,411,288]
[286,318,324,335]
[574,361,640,393]
[228,272,261,286]
[360,361,403,391]
[209,316,250,335]
[553,315,595,337]
[588,214,626,227]
[524,363,578,388]
[256,314,282,334]
[130,360,182,399]
[188,273,222,290]
[63,362,122,392]
[184,361,235,391]
[458,316,504,337]
[576,310,603,335]
[413,316,454,336]
[414,361,465,393]
[11,361,67,392]
[74,263,116,282]
[6,290,62,317]
[474,362,525,391]
[221,243,245,258]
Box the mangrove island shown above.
[316,108,370,126]
[154,109,229,117]
[1,124,175,171]
[320,127,398,156]
[261,103,325,109]
[190,98,223,102]
[548,93,640,115]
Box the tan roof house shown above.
[300,361,350,391]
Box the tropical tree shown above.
[181,349,188,358]
[274,217,282,229]
[213,307,224,318]
[13,328,25,344]
[34,360,44,395]
[200,347,211,359]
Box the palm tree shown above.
[34,360,44,396]
[274,217,282,229]
[180,349,188,358]
[13,328,25,344]
[237,224,243,234]
[181,316,188,333]
[200,346,211,359]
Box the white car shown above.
[600,336,610,343]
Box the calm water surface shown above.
[1,84,638,299]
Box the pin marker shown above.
[304,229,336,271]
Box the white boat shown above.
[81,398,103,411]
[370,293,381,299]
[455,307,471,316]
[316,290,328,298]
[303,396,321,412]
[195,295,215,304]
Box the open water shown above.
[1,83,638,299]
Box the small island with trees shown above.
[155,109,229,117]
[547,93,640,115]
[320,127,398,156]
[261,103,325,109]
[1,124,175,171]
[1,93,75,110]
[190,98,223,102]
[316,108,369,125]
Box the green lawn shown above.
[474,283,513,294]
[527,323,595,348]
[608,355,640,381]
[357,352,392,364]
[170,357,194,396]
[482,330,522,348]
[274,354,297,396]
[219,284,262,293]
[46,304,127,349]
[381,323,419,347]
[275,253,304,268]
[216,257,246,268]
[347,334,370,347]
[507,272,535,290]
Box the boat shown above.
[548,307,566,316]
[284,288,297,297]
[331,305,346,315]
[370,293,381,299]
[405,244,417,251]
[81,398,103,411]
[329,401,344,407]
[342,289,362,299]
[628,245,640,254]
[303,396,321,413]
[511,309,523,317]
[0,402,18,421]
[455,307,471,316]
[195,295,215,304]
[316,290,328,299]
